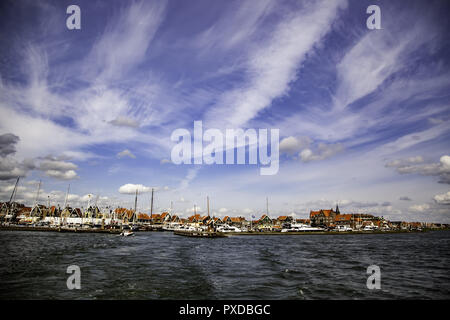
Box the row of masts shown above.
[5,177,274,219]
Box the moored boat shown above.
[120,230,134,236]
[174,229,226,238]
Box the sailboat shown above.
[174,196,227,238]
[120,189,137,236]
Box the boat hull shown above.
[173,230,227,238]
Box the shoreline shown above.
[225,229,434,236]
[0,225,122,234]
[1,225,447,235]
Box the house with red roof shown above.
[254,214,273,230]
[160,212,171,223]
[310,209,339,227]
[275,215,293,226]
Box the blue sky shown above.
[0,0,449,222]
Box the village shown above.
[0,199,448,235]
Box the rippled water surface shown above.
[1,230,449,299]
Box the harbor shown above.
[1,178,449,237]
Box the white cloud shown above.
[433,191,450,205]
[300,143,343,162]
[39,159,77,172]
[279,136,311,155]
[0,157,28,180]
[39,158,79,180]
[44,169,78,180]
[409,203,431,212]
[186,206,203,213]
[108,116,140,128]
[179,167,200,190]
[117,149,136,159]
[118,183,152,194]
[386,155,450,184]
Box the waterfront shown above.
[0,230,449,299]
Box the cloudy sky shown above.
[0,0,449,222]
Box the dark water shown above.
[0,230,449,299]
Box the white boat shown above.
[281,223,324,232]
[174,225,198,232]
[336,225,353,232]
[120,229,134,236]
[217,224,242,232]
[163,223,181,231]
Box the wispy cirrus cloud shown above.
[205,0,348,128]
[82,0,167,84]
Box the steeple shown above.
[336,204,340,214]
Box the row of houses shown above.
[308,206,448,230]
[309,206,384,229]
[1,202,448,230]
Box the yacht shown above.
[281,223,324,232]
[217,224,242,232]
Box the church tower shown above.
[335,204,340,215]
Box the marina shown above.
[2,181,447,237]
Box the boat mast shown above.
[87,194,91,211]
[150,188,154,217]
[150,188,155,224]
[95,194,100,219]
[9,176,20,204]
[7,176,20,218]
[87,194,92,224]
[133,188,138,224]
[266,196,269,216]
[63,184,70,209]
[33,180,41,208]
[207,196,211,231]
